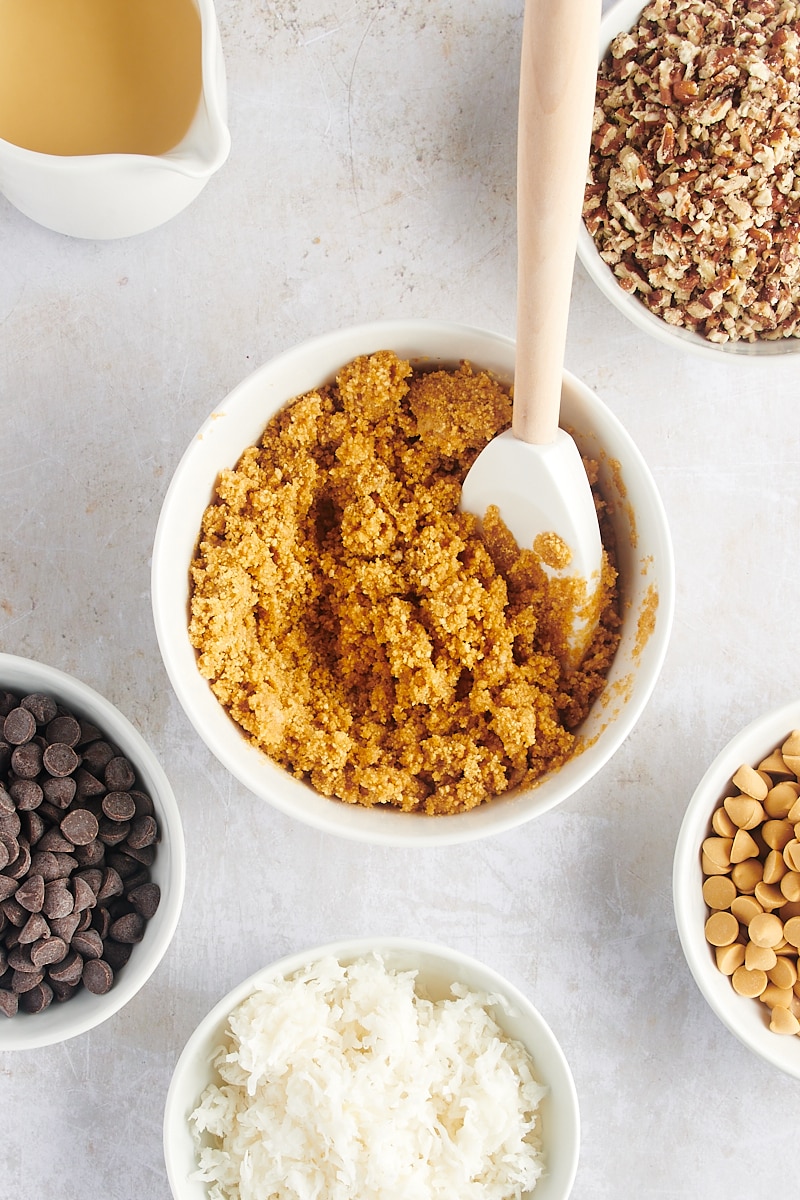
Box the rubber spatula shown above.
[461,0,603,669]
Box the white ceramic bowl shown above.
[577,0,800,359]
[0,652,185,1049]
[164,936,580,1200]
[152,319,674,846]
[673,699,800,1079]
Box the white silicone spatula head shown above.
[461,0,603,670]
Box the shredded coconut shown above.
[189,954,547,1200]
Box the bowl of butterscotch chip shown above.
[152,319,674,846]
[0,652,185,1049]
[673,700,800,1079]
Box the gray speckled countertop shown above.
[2,2,799,1196]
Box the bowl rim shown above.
[577,0,800,359]
[0,651,186,1050]
[152,317,674,846]
[163,935,581,1200]
[672,698,800,1079]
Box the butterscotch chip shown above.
[759,751,794,780]
[711,807,737,839]
[730,828,759,864]
[781,872,800,904]
[768,957,798,991]
[715,943,745,976]
[763,849,788,886]
[732,764,769,802]
[760,984,795,1011]
[702,876,736,911]
[731,895,764,925]
[770,1006,800,1036]
[783,916,800,949]
[754,881,786,911]
[745,943,777,973]
[724,795,764,831]
[702,837,733,870]
[732,966,768,999]
[705,911,739,947]
[731,860,763,895]
[749,912,784,949]
[763,819,794,851]
[765,781,800,819]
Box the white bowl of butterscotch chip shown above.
[152,319,674,846]
[673,701,800,1079]
[579,0,800,357]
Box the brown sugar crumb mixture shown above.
[189,351,621,815]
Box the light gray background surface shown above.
[1,1,799,1196]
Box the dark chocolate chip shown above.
[3,839,31,879]
[97,817,130,847]
[3,708,36,746]
[41,881,74,920]
[71,929,103,960]
[19,981,53,1013]
[0,988,18,1016]
[8,779,43,811]
[0,785,14,816]
[128,883,161,921]
[20,810,45,845]
[79,741,116,773]
[71,876,96,913]
[72,840,105,867]
[36,827,76,853]
[126,814,158,849]
[104,757,136,792]
[18,912,49,944]
[60,808,99,846]
[15,874,45,913]
[97,867,124,901]
[102,791,136,823]
[42,743,81,779]
[108,912,145,943]
[74,767,106,799]
[45,715,81,748]
[82,957,114,995]
[49,912,80,943]
[0,877,18,902]
[30,937,67,968]
[47,950,83,986]
[10,741,43,779]
[21,693,58,725]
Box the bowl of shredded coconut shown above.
[152,319,673,844]
[163,938,580,1200]
[579,0,800,356]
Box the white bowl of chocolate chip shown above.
[0,653,185,1049]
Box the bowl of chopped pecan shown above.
[579,0,800,354]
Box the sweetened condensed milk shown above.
[0,0,202,156]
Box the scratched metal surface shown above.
[1,1,799,1197]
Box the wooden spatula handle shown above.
[513,0,601,445]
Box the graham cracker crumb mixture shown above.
[189,351,621,815]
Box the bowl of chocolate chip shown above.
[578,0,800,356]
[152,318,674,846]
[0,652,185,1049]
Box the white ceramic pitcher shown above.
[0,0,230,240]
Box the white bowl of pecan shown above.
[0,653,185,1049]
[579,0,800,355]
